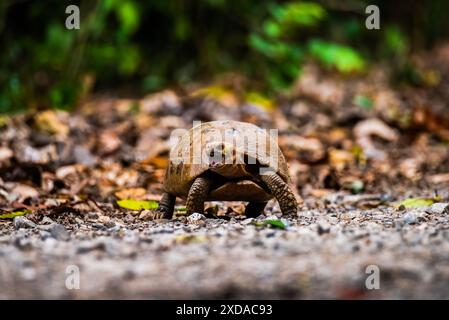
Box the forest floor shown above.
[1,45,449,299]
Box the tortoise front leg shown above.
[245,201,267,218]
[152,192,176,219]
[260,172,298,216]
[186,176,212,215]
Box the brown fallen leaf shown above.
[34,110,69,137]
[0,147,13,163]
[98,130,122,155]
[115,188,147,200]
[427,173,449,185]
[354,118,399,161]
[10,184,39,203]
[329,149,354,171]
[399,158,422,181]
[15,144,58,164]
[135,128,169,162]
[280,136,326,163]
[294,64,345,106]
[140,90,181,115]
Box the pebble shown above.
[48,224,70,241]
[317,220,331,235]
[426,203,449,215]
[187,213,206,225]
[88,212,100,219]
[108,225,122,233]
[40,230,52,240]
[41,216,55,225]
[14,216,37,229]
[241,218,254,225]
[403,212,417,225]
[98,215,115,228]
[92,223,107,230]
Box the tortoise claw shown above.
[141,210,172,220]
[151,211,169,220]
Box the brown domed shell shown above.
[163,120,290,199]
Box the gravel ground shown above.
[1,198,449,299]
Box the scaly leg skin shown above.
[260,172,298,216]
[152,192,176,219]
[245,201,267,218]
[186,176,211,215]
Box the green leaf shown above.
[0,210,31,219]
[395,198,436,209]
[384,25,408,56]
[271,2,326,28]
[263,219,286,230]
[308,39,365,73]
[116,1,140,36]
[117,199,159,210]
[245,91,274,110]
[353,95,374,110]
[263,20,282,38]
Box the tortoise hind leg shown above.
[260,172,298,216]
[153,192,176,219]
[186,176,212,215]
[245,201,267,218]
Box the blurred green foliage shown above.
[0,0,449,112]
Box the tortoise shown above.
[154,120,298,219]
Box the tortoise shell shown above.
[163,120,290,201]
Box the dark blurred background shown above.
[1,0,449,113]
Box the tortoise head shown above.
[205,141,250,177]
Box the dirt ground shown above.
[1,200,449,299]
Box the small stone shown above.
[92,223,107,230]
[99,216,115,228]
[98,215,111,224]
[48,224,70,241]
[40,230,52,240]
[75,217,84,225]
[14,216,37,229]
[108,225,121,232]
[41,216,55,225]
[317,220,331,235]
[124,214,135,223]
[187,212,206,225]
[241,218,254,225]
[403,212,417,225]
[426,203,449,215]
[88,212,99,219]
